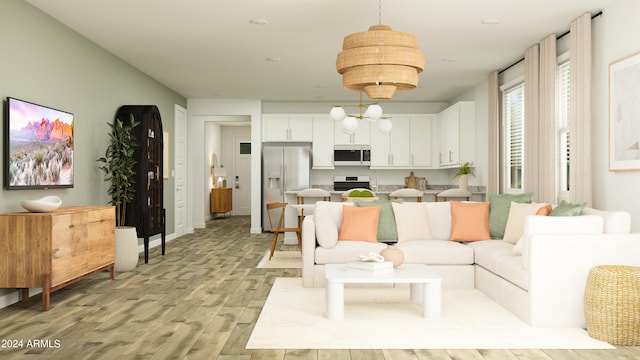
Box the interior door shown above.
[174,104,187,237]
[234,135,251,215]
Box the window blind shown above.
[502,82,525,191]
[558,60,571,192]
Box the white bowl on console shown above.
[21,196,62,213]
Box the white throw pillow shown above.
[503,202,547,244]
[314,203,338,248]
[392,202,432,242]
[314,201,353,248]
[425,202,451,240]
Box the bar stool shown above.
[436,188,471,202]
[388,188,424,202]
[296,188,331,229]
[265,202,301,260]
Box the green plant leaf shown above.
[96,114,140,226]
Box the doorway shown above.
[234,135,251,215]
[174,104,187,238]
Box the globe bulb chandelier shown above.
[335,0,424,100]
[329,93,392,133]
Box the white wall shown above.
[593,0,640,231]
[480,1,640,231]
[451,79,490,190]
[187,0,640,233]
[0,1,186,307]
[263,101,448,114]
[187,99,262,233]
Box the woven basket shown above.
[584,265,640,345]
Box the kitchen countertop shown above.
[285,187,486,196]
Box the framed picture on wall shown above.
[609,51,640,171]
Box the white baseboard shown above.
[250,226,263,234]
[0,231,176,310]
[138,232,176,253]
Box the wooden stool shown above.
[296,188,331,230]
[436,188,471,202]
[388,188,424,202]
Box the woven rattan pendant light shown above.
[335,1,424,100]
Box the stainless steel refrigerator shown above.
[262,143,311,229]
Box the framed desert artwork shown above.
[609,51,640,171]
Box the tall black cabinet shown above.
[116,105,166,263]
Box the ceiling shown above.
[27,0,612,103]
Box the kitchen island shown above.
[279,186,486,244]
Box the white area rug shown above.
[256,251,302,269]
[247,278,614,350]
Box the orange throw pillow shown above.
[338,205,381,243]
[536,204,553,216]
[449,201,491,242]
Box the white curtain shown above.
[488,71,500,194]
[523,45,540,199]
[523,35,557,203]
[569,13,592,205]
[538,35,558,203]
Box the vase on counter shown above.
[380,245,404,267]
[458,174,468,190]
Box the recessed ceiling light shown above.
[481,18,500,25]
[265,57,281,62]
[442,57,457,63]
[250,19,268,25]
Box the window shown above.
[557,55,571,195]
[239,142,251,155]
[501,80,525,193]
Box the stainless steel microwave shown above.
[333,145,371,166]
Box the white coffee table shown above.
[324,263,442,320]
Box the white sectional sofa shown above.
[301,200,640,327]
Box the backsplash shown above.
[312,183,486,194]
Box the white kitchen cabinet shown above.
[369,123,391,167]
[370,115,434,169]
[410,115,435,167]
[334,120,370,145]
[262,114,313,142]
[390,117,412,166]
[437,101,475,167]
[312,116,334,169]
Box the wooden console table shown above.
[0,206,116,311]
[210,188,232,216]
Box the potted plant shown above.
[453,161,474,190]
[97,114,140,271]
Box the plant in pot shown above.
[453,161,474,190]
[97,114,140,272]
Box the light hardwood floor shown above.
[0,216,638,360]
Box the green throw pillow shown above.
[487,192,533,239]
[549,200,585,216]
[354,199,402,242]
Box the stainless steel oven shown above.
[333,176,371,191]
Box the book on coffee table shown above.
[347,261,393,274]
